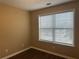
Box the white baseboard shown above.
[31,47,76,59]
[1,47,31,59]
[1,46,76,59]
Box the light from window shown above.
[39,10,74,46]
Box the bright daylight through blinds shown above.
[39,11,74,46]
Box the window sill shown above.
[39,39,75,47]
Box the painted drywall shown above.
[0,3,30,58]
[31,1,79,59]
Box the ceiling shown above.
[0,0,73,11]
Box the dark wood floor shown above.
[9,48,66,59]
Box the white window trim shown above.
[38,9,75,47]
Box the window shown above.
[39,10,74,46]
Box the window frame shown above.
[38,9,75,47]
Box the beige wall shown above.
[31,1,79,59]
[0,3,30,58]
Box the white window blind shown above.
[39,10,74,46]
